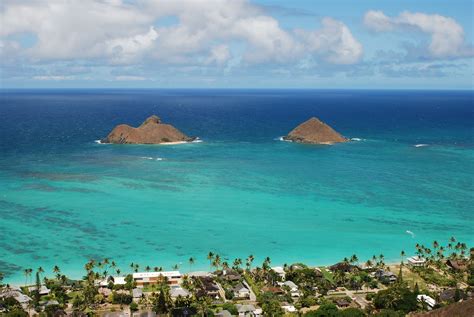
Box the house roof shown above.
[417,294,436,307]
[236,304,256,313]
[133,271,181,279]
[215,310,232,317]
[407,256,426,263]
[170,287,190,298]
[132,288,143,298]
[446,259,467,271]
[233,283,248,292]
[272,266,285,274]
[283,281,298,289]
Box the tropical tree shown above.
[207,252,214,271]
[246,254,255,271]
[188,257,195,272]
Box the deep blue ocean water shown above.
[0,89,473,283]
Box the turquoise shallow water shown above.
[0,89,473,283]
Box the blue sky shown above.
[0,0,472,89]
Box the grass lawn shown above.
[319,267,334,282]
[387,264,427,289]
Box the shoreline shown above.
[2,259,404,287]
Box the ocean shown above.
[0,89,472,284]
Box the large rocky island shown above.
[283,117,348,144]
[101,115,196,144]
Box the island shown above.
[101,115,196,144]
[283,117,348,144]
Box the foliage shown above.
[338,308,366,317]
[372,283,417,314]
[373,309,404,317]
[129,302,139,312]
[153,288,171,314]
[111,292,133,305]
[261,298,284,317]
[221,303,238,315]
[304,303,339,317]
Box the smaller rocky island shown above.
[283,117,348,144]
[101,115,196,144]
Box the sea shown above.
[0,89,472,284]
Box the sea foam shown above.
[414,144,429,148]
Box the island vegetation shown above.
[1,237,472,317]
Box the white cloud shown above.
[364,10,472,58]
[114,75,147,81]
[0,0,363,67]
[297,18,363,65]
[33,75,75,81]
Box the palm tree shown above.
[116,268,121,276]
[212,255,221,271]
[146,266,151,272]
[246,254,254,272]
[365,260,373,269]
[24,269,30,287]
[233,258,242,270]
[222,262,229,270]
[172,264,179,270]
[207,252,214,271]
[400,250,406,265]
[188,257,195,272]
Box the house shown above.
[98,276,126,287]
[261,286,284,295]
[439,288,465,302]
[417,295,436,309]
[374,269,397,283]
[27,285,50,296]
[133,271,181,287]
[170,287,190,298]
[132,288,143,299]
[446,259,467,272]
[281,281,300,297]
[271,266,286,280]
[236,304,262,317]
[335,298,350,308]
[233,283,250,299]
[215,310,232,317]
[314,267,323,277]
[407,256,426,267]
[222,269,241,282]
[329,262,358,273]
[196,276,220,298]
[281,304,296,313]
[98,287,112,297]
[0,288,32,310]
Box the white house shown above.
[170,287,190,298]
[281,280,300,297]
[27,285,50,296]
[233,283,250,299]
[407,256,426,267]
[98,276,126,287]
[417,295,436,309]
[236,304,262,317]
[272,266,286,280]
[282,304,296,313]
[133,271,181,287]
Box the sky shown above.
[0,0,473,89]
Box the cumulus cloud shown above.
[297,18,363,65]
[0,0,363,68]
[364,10,473,58]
